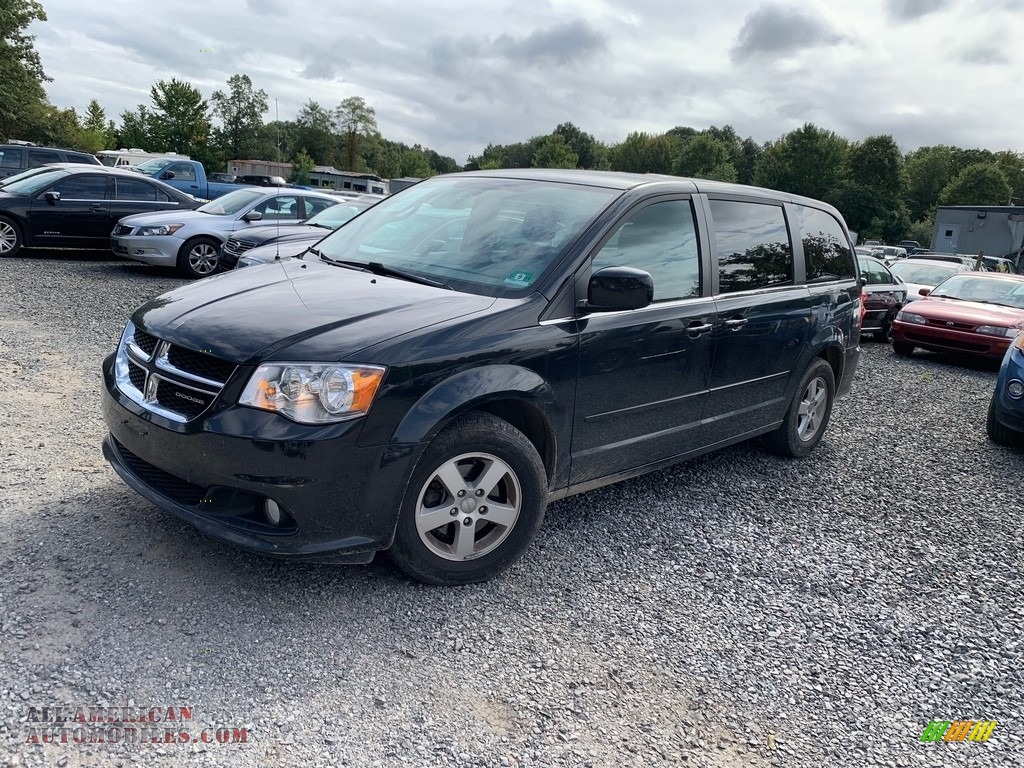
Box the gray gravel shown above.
[1,250,1022,767]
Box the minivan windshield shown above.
[197,189,265,216]
[314,176,618,296]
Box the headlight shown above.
[135,224,184,236]
[237,256,260,268]
[896,311,926,324]
[239,363,386,424]
[976,325,1017,338]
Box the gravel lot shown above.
[1,251,1022,768]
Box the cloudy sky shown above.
[29,0,1024,163]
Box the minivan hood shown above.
[133,259,496,363]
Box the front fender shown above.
[390,364,556,444]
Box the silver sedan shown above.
[111,187,340,278]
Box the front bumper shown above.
[101,354,421,562]
[892,322,1013,359]
[111,235,181,266]
[993,345,1024,434]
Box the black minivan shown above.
[101,170,861,584]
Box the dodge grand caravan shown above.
[101,170,862,585]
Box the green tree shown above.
[149,78,210,155]
[608,132,677,174]
[78,99,110,151]
[531,134,578,169]
[0,0,50,138]
[673,133,737,182]
[849,135,906,199]
[753,123,849,203]
[288,149,315,184]
[334,96,377,171]
[295,100,335,165]
[552,122,601,169]
[115,105,153,150]
[905,146,954,221]
[992,150,1024,204]
[210,74,269,160]
[938,163,1012,206]
[400,148,432,177]
[736,138,763,186]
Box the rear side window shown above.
[709,200,793,293]
[28,149,61,168]
[64,152,97,165]
[115,178,170,202]
[0,149,22,169]
[591,200,701,302]
[794,205,856,283]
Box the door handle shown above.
[686,321,713,334]
[722,317,748,329]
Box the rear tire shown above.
[765,359,835,458]
[177,237,221,279]
[874,319,894,343]
[0,216,23,257]
[893,340,914,357]
[987,398,1022,447]
[389,412,548,585]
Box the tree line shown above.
[3,0,1022,244]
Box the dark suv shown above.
[0,143,100,179]
[101,170,862,584]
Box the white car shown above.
[111,187,340,278]
[888,258,973,302]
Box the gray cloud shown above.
[960,44,1010,65]
[430,19,606,79]
[731,5,848,63]
[886,0,952,20]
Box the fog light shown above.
[1008,379,1024,400]
[264,499,283,525]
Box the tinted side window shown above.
[254,195,301,220]
[49,175,109,199]
[28,149,61,168]
[591,200,701,302]
[166,162,196,181]
[858,259,893,286]
[304,197,334,217]
[0,149,23,168]
[794,205,856,283]
[115,178,168,202]
[709,200,792,294]
[64,152,95,165]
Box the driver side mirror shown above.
[43,191,60,205]
[242,210,263,222]
[578,266,654,313]
[918,287,931,296]
[159,171,176,180]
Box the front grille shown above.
[114,439,206,506]
[166,346,236,384]
[127,360,146,390]
[153,378,215,419]
[926,319,975,331]
[223,238,256,257]
[113,224,133,236]
[133,328,159,357]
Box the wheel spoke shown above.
[452,520,477,558]
[415,504,454,536]
[473,459,508,498]
[484,501,518,529]
[433,461,469,499]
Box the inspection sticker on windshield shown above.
[504,271,534,287]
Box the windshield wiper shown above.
[310,223,333,229]
[317,255,451,289]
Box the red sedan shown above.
[892,272,1024,359]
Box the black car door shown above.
[111,176,186,231]
[702,197,811,446]
[571,197,716,484]
[29,174,112,247]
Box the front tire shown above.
[893,340,914,357]
[0,216,23,257]
[987,398,1022,447]
[389,412,547,585]
[177,237,221,279]
[765,359,835,458]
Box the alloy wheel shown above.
[188,243,219,275]
[796,376,828,441]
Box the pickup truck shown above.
[132,158,240,200]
